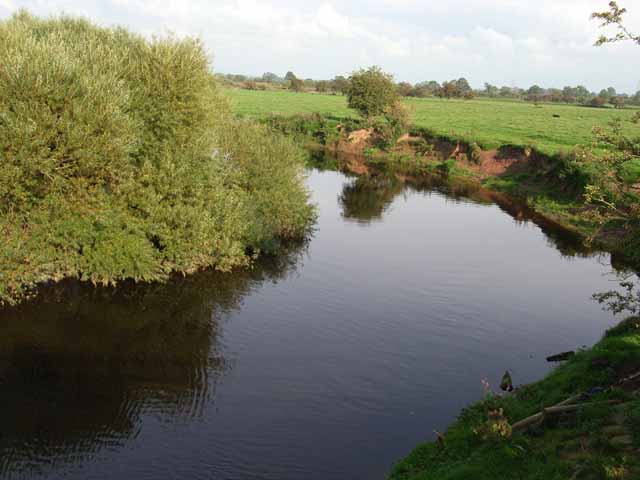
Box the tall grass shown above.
[0,12,314,305]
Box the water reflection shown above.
[0,247,305,478]
[339,175,405,224]
[329,153,608,262]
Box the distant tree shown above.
[315,80,329,93]
[611,95,626,108]
[289,78,304,92]
[511,87,524,98]
[562,86,577,103]
[599,88,612,99]
[499,86,513,97]
[413,81,439,97]
[243,80,258,90]
[407,85,429,97]
[575,85,591,103]
[261,72,279,83]
[484,83,499,97]
[396,81,414,97]
[284,71,297,81]
[463,90,475,100]
[526,85,545,103]
[590,96,608,107]
[549,88,563,102]
[455,78,472,94]
[346,66,398,119]
[331,75,350,94]
[527,85,544,96]
[424,80,441,94]
[437,81,459,99]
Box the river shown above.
[0,167,625,480]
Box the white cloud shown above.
[1,0,639,92]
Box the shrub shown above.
[346,66,399,119]
[0,12,313,305]
[589,96,608,108]
[470,143,483,164]
[384,101,411,140]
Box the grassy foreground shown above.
[0,13,314,305]
[390,317,640,480]
[228,89,639,157]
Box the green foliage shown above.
[384,101,412,140]
[592,1,640,46]
[0,12,313,305]
[469,143,483,164]
[346,66,399,119]
[289,78,304,92]
[262,113,341,145]
[593,281,640,316]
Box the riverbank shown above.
[389,316,640,480]
[260,112,640,270]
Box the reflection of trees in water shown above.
[339,175,405,224]
[0,245,305,478]
[334,157,615,263]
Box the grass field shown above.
[227,89,639,157]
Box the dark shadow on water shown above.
[0,244,306,478]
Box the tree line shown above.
[220,70,640,108]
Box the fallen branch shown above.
[618,370,640,386]
[546,351,575,362]
[512,400,620,432]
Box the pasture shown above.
[227,88,639,156]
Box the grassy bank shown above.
[227,89,639,157]
[0,13,315,305]
[389,317,640,480]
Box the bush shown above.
[0,12,314,305]
[589,96,608,108]
[470,143,483,164]
[346,66,398,119]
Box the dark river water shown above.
[0,168,627,480]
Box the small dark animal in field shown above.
[552,114,561,118]
[500,370,514,392]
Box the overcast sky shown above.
[1,0,639,92]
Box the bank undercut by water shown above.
[0,12,315,305]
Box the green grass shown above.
[226,89,639,157]
[389,317,640,480]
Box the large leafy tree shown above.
[346,66,399,119]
